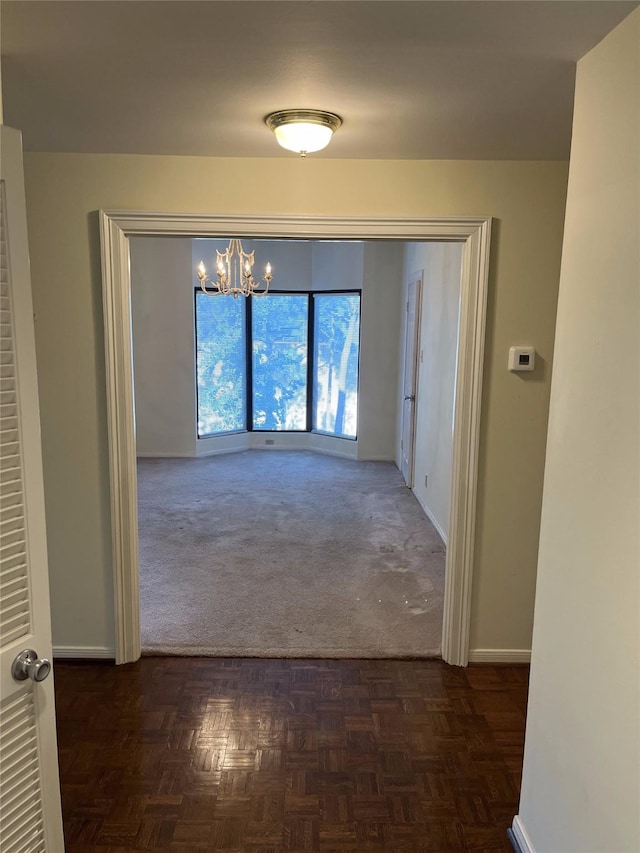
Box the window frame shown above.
[250,290,310,434]
[194,287,362,440]
[311,290,363,441]
[194,286,248,438]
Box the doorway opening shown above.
[129,236,462,657]
[100,213,491,666]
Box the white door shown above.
[0,127,65,851]
[400,274,422,486]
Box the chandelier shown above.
[197,239,272,297]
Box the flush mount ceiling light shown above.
[265,109,342,157]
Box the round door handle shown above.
[11,649,52,683]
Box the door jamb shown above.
[99,212,492,666]
[400,271,423,489]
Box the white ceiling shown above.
[2,1,637,160]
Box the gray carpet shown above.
[137,451,445,657]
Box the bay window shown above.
[196,290,360,440]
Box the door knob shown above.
[11,649,52,683]
[404,395,415,401]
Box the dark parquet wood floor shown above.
[54,658,528,853]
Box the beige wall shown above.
[359,242,403,461]
[518,10,640,852]
[131,236,196,457]
[311,241,364,291]
[23,154,567,653]
[399,242,462,541]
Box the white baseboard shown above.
[138,443,367,461]
[413,491,448,546]
[53,645,115,660]
[510,816,535,853]
[357,454,395,462]
[196,435,360,458]
[196,445,248,457]
[136,451,194,458]
[313,446,359,460]
[254,445,359,458]
[468,649,531,663]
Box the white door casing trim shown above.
[400,272,423,489]
[99,212,492,666]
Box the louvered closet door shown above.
[0,127,64,852]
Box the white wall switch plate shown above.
[508,346,536,372]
